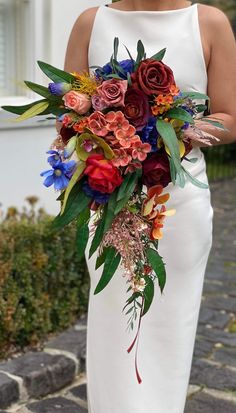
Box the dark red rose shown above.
[142,152,171,188]
[84,154,123,193]
[124,87,150,131]
[131,58,175,96]
[60,126,75,144]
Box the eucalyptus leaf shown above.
[182,166,209,189]
[156,120,182,173]
[181,91,209,101]
[166,107,194,124]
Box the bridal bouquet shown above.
[2,38,221,383]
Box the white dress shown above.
[85,4,214,413]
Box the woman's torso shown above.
[88,3,208,177]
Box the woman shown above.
[64,1,236,412]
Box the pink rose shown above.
[91,94,107,111]
[63,91,91,114]
[97,79,128,107]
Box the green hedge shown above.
[0,201,89,359]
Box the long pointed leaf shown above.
[166,107,194,124]
[24,81,58,100]
[156,119,182,173]
[52,185,90,232]
[1,99,46,115]
[76,221,89,261]
[150,48,166,61]
[146,248,166,293]
[142,277,154,316]
[60,162,86,215]
[13,101,49,122]
[37,61,75,83]
[94,247,121,294]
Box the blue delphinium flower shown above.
[82,181,110,205]
[96,59,135,80]
[138,117,160,152]
[40,160,76,190]
[48,82,72,96]
[46,150,62,166]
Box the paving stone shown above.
[203,296,236,313]
[197,325,236,347]
[190,359,236,391]
[27,397,87,413]
[0,372,19,409]
[45,326,87,370]
[0,352,76,398]
[198,307,231,329]
[212,347,236,367]
[70,383,87,402]
[184,391,236,413]
[193,339,213,359]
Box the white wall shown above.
[0,0,108,215]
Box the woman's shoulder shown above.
[74,6,99,29]
[198,3,232,28]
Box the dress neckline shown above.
[104,3,197,14]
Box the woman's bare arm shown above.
[56,7,98,132]
[198,6,236,145]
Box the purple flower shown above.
[138,117,160,152]
[82,181,110,204]
[95,59,135,80]
[40,160,76,190]
[47,150,62,166]
[91,94,107,111]
[48,82,72,96]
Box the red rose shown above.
[60,126,75,144]
[142,152,171,188]
[84,154,123,193]
[131,58,175,96]
[124,87,150,131]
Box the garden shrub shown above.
[0,199,89,359]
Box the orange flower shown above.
[169,84,180,96]
[142,185,175,240]
[115,126,140,148]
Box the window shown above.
[0,0,45,100]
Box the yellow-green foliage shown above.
[0,202,89,358]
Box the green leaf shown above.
[60,162,86,215]
[1,99,46,115]
[156,119,182,173]
[106,74,123,79]
[181,92,209,101]
[24,81,58,100]
[89,216,105,258]
[135,39,145,67]
[201,118,226,130]
[150,48,166,61]
[166,107,194,124]
[113,37,119,61]
[37,61,75,83]
[52,184,90,232]
[95,247,110,270]
[13,101,49,122]
[146,248,166,293]
[168,157,176,184]
[124,45,135,62]
[195,104,207,113]
[117,173,133,201]
[76,221,89,261]
[182,166,209,189]
[94,247,121,294]
[103,190,118,234]
[77,207,90,228]
[114,170,140,214]
[142,277,155,316]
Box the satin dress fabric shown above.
[85,4,213,412]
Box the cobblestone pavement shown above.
[0,178,235,413]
